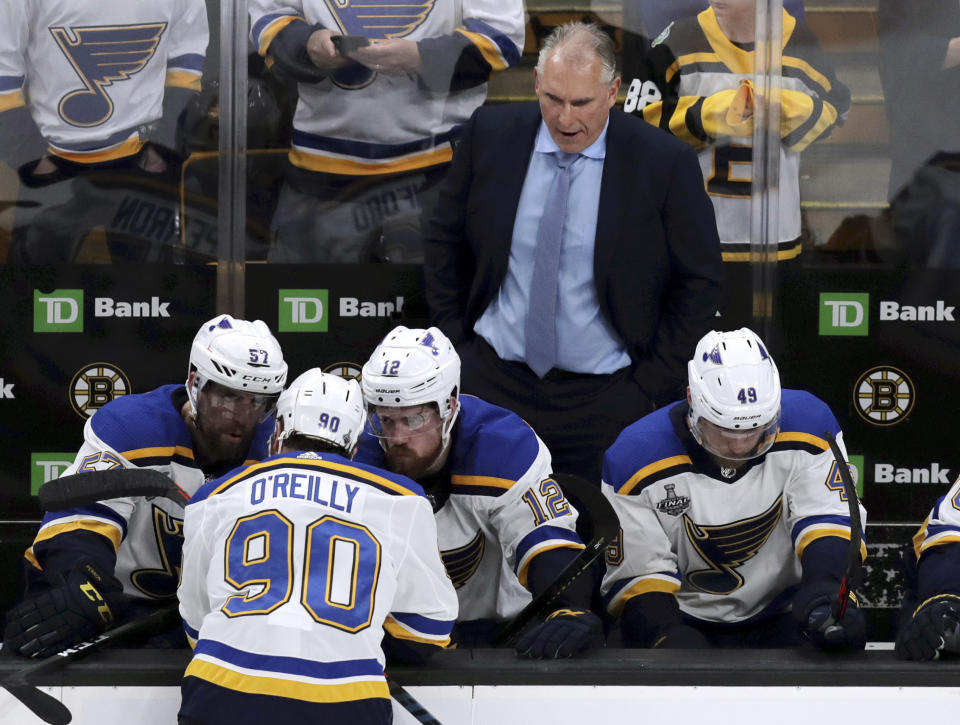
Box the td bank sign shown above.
[820,292,957,336]
[279,289,404,332]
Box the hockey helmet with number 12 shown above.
[187,315,288,421]
[687,328,781,461]
[271,369,365,455]
[361,326,461,447]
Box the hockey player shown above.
[178,370,457,725]
[1,0,208,262]
[3,315,287,659]
[356,325,603,658]
[602,328,867,649]
[246,0,525,263]
[894,477,960,660]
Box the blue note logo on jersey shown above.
[683,495,783,595]
[324,0,435,89]
[51,24,168,127]
[440,529,485,589]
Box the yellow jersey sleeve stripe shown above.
[620,455,693,496]
[122,445,196,461]
[455,29,508,71]
[919,534,960,554]
[775,431,829,450]
[795,527,867,561]
[609,577,681,616]
[383,618,452,647]
[165,70,202,91]
[516,541,586,588]
[722,244,802,262]
[185,659,390,703]
[34,520,123,553]
[52,137,144,164]
[0,91,25,112]
[258,16,300,57]
[289,146,453,175]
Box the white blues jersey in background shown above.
[913,477,960,559]
[0,0,207,162]
[178,452,456,718]
[28,384,272,601]
[248,0,524,175]
[620,8,849,259]
[602,390,866,624]
[356,395,585,621]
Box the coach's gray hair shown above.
[535,22,618,86]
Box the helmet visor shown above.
[199,381,279,423]
[693,412,780,462]
[367,404,444,442]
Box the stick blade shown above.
[38,468,187,511]
[3,684,72,725]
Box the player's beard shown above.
[384,441,440,480]
[193,415,256,468]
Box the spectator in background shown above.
[247,0,524,264]
[424,22,722,485]
[623,0,805,41]
[878,0,960,202]
[620,0,848,328]
[0,0,208,263]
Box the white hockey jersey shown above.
[178,452,457,718]
[0,0,207,162]
[621,9,850,258]
[247,0,525,175]
[355,394,585,621]
[913,477,960,558]
[28,384,273,601]
[602,390,866,624]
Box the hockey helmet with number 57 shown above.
[687,328,781,461]
[187,315,288,421]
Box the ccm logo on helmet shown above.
[242,374,277,384]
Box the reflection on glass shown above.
[0,0,210,264]
[246,0,526,263]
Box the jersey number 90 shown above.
[221,510,381,632]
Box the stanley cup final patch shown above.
[656,484,690,516]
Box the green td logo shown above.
[819,293,869,336]
[848,455,864,498]
[279,289,329,332]
[34,289,84,333]
[30,453,75,496]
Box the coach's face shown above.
[535,49,620,154]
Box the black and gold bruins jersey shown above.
[620,9,850,258]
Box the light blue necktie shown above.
[524,151,578,378]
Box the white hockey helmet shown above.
[687,327,781,461]
[361,326,460,446]
[187,315,288,420]
[270,369,365,455]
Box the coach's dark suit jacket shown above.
[424,102,722,407]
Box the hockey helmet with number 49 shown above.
[687,328,781,461]
[187,315,288,421]
[271,369,365,455]
[361,326,460,447]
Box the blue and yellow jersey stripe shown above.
[792,514,866,561]
[604,572,682,615]
[514,526,585,588]
[383,612,453,647]
[31,503,129,558]
[289,128,460,175]
[186,639,389,703]
[455,18,522,72]
[251,13,302,56]
[0,75,25,112]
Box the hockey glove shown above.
[515,609,603,659]
[793,586,866,651]
[267,21,329,83]
[3,561,127,659]
[895,594,960,661]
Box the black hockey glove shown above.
[793,585,866,651]
[515,609,603,659]
[3,561,127,658]
[895,594,960,661]
[267,21,329,83]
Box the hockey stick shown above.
[494,473,619,645]
[1,604,180,724]
[387,676,442,725]
[38,468,189,511]
[823,430,864,621]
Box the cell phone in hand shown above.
[332,35,370,55]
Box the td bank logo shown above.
[279,289,328,332]
[30,453,74,496]
[819,293,869,336]
[34,289,83,332]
